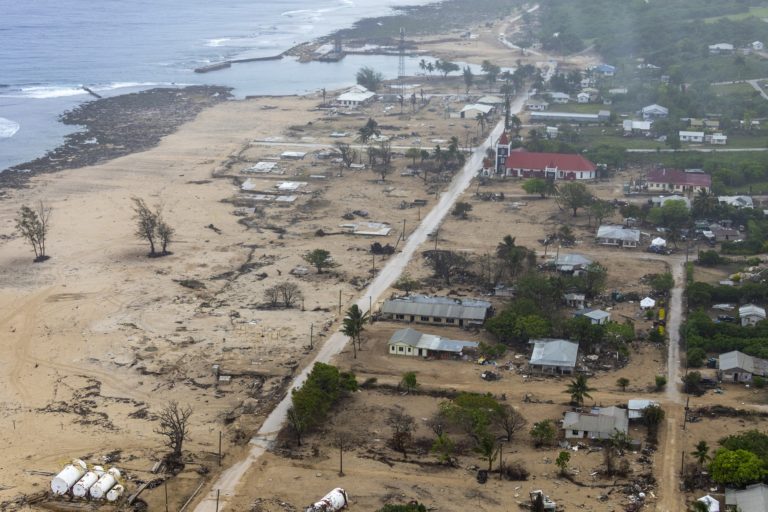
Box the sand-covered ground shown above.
[4,5,765,512]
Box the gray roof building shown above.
[529,339,579,370]
[551,253,593,271]
[628,399,659,420]
[725,483,768,511]
[719,350,768,377]
[381,295,492,326]
[388,327,479,355]
[563,406,629,439]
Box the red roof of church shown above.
[646,168,711,187]
[498,132,509,145]
[504,151,596,172]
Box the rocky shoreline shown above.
[1,85,232,188]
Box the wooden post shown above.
[498,443,503,480]
[215,490,220,512]
[369,297,372,323]
[165,479,169,512]
[338,289,342,315]
[372,254,375,275]
[310,324,314,349]
[338,437,344,477]
[218,431,222,466]
[402,219,406,241]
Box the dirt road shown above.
[192,97,526,512]
[658,256,686,512]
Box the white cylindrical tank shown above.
[106,484,124,502]
[89,468,121,500]
[306,488,348,512]
[72,466,104,497]
[51,459,87,495]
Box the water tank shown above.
[306,488,348,512]
[106,484,125,502]
[72,466,104,497]
[51,459,87,495]
[89,468,121,499]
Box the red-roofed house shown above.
[503,152,597,180]
[646,169,711,194]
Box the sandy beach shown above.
[4,4,731,512]
[0,15,525,505]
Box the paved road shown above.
[192,94,526,512]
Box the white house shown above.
[548,92,571,104]
[628,399,660,420]
[526,99,549,111]
[642,104,669,120]
[529,339,579,374]
[718,195,753,209]
[739,304,766,326]
[718,351,768,383]
[709,133,727,145]
[563,293,586,309]
[709,43,734,54]
[596,225,641,248]
[388,328,479,358]
[336,85,376,107]
[679,131,704,143]
[577,92,590,104]
[580,309,611,325]
[623,120,652,135]
[459,103,494,119]
[545,126,558,139]
[562,407,629,440]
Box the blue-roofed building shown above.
[592,64,616,76]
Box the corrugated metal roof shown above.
[628,399,659,419]
[726,483,768,510]
[597,225,640,242]
[505,151,597,172]
[719,350,768,375]
[563,407,628,435]
[529,339,579,367]
[739,304,766,318]
[388,328,479,353]
[381,295,491,322]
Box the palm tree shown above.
[475,112,487,136]
[341,304,369,359]
[496,235,534,280]
[691,440,710,467]
[509,114,522,137]
[565,375,595,407]
[692,190,718,219]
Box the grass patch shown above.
[547,103,603,114]
[712,82,759,95]
[702,6,768,23]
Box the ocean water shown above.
[0,0,440,171]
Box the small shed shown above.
[739,304,766,326]
[697,494,719,512]
[718,350,768,382]
[628,399,659,420]
[563,293,586,309]
[581,309,611,325]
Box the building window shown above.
[398,346,404,352]
[396,314,404,320]
[445,318,455,324]
[433,317,442,322]
[420,316,429,321]
[572,430,579,435]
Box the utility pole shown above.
[218,431,222,466]
[310,323,314,349]
[338,289,342,315]
[369,296,372,322]
[338,436,345,477]
[372,254,375,275]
